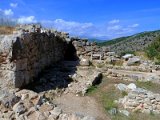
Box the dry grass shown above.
[112,60,124,66]
[0,26,15,35]
[136,81,160,94]
[135,51,149,60]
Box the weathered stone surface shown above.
[118,83,160,114]
[39,104,54,113]
[122,54,134,60]
[119,110,130,116]
[116,83,127,91]
[108,108,117,115]
[127,83,137,90]
[13,102,26,115]
[50,107,62,119]
[127,57,141,66]
[80,58,90,66]
[0,29,67,88]
[0,91,20,109]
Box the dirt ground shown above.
[54,93,110,120]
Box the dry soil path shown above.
[54,93,110,120]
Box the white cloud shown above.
[107,25,122,31]
[42,19,94,35]
[18,16,37,24]
[129,24,139,28]
[10,3,18,8]
[41,19,139,39]
[4,9,14,16]
[106,20,140,38]
[108,19,120,24]
[53,19,93,29]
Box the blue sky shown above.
[0,0,160,39]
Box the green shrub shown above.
[86,85,98,94]
[146,36,160,63]
[121,91,128,97]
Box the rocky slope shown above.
[98,30,160,55]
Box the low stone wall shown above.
[72,38,109,60]
[107,69,160,84]
[119,87,160,114]
[0,31,67,88]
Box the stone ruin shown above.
[0,24,111,90]
[0,24,105,120]
[0,24,70,89]
[116,83,160,114]
[72,37,110,60]
[1,24,160,119]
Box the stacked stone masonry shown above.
[119,86,160,114]
[0,29,67,88]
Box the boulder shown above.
[106,52,116,56]
[119,110,130,116]
[15,89,38,101]
[127,83,137,91]
[80,58,90,66]
[116,83,127,91]
[122,54,134,60]
[127,57,141,66]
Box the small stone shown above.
[116,83,127,91]
[13,102,26,115]
[133,104,143,112]
[128,93,136,99]
[80,58,90,66]
[30,96,42,106]
[151,99,156,104]
[147,92,155,100]
[39,104,54,113]
[119,110,130,116]
[37,112,47,120]
[127,83,136,91]
[21,94,29,101]
[156,105,160,110]
[108,108,117,115]
[153,110,160,114]
[50,107,62,119]
[48,114,56,120]
[156,96,160,101]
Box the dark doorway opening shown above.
[64,41,79,61]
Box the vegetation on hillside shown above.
[98,30,160,47]
[97,30,160,55]
[97,36,130,46]
[146,36,160,64]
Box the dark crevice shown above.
[23,41,79,93]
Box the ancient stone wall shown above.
[0,31,67,88]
